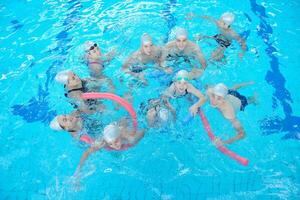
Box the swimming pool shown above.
[0,0,299,199]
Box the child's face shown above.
[212,93,224,106]
[218,20,230,30]
[207,88,224,107]
[176,36,187,51]
[88,43,101,57]
[175,79,188,93]
[107,138,122,150]
[142,42,153,56]
[67,72,81,87]
[57,114,79,131]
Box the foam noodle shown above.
[80,134,94,144]
[199,110,249,166]
[78,92,137,151]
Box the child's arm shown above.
[103,48,117,64]
[188,84,207,115]
[161,86,177,117]
[74,140,105,176]
[230,31,247,58]
[222,118,245,144]
[201,15,218,25]
[231,81,254,90]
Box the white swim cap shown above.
[84,41,95,52]
[50,116,63,131]
[103,123,120,143]
[220,12,235,26]
[213,83,228,98]
[174,70,189,82]
[55,70,70,84]
[158,108,169,122]
[175,27,188,38]
[141,33,152,45]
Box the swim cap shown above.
[158,108,169,122]
[55,70,70,84]
[174,70,189,82]
[103,123,120,143]
[141,33,152,45]
[175,27,188,38]
[84,41,95,52]
[50,116,63,131]
[213,83,228,98]
[220,12,235,26]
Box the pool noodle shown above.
[78,92,138,147]
[199,110,249,166]
[80,134,94,144]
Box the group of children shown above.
[49,12,257,177]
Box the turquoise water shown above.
[0,0,299,199]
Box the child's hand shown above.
[189,105,199,116]
[72,168,81,191]
[107,48,117,59]
[213,137,223,147]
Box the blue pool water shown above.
[0,0,299,199]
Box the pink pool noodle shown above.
[78,92,138,151]
[199,110,249,166]
[80,134,94,144]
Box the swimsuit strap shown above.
[214,34,232,48]
[130,65,146,73]
[185,88,188,95]
[64,79,85,97]
[172,88,188,98]
[67,87,84,94]
[68,129,81,140]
